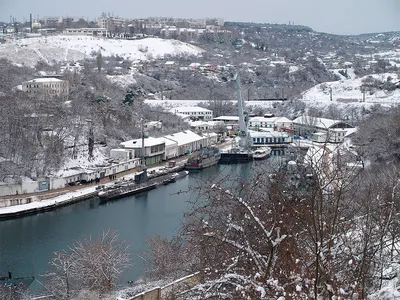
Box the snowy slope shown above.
[301,72,400,107]
[0,35,204,67]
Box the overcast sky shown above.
[1,0,399,35]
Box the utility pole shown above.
[141,117,145,168]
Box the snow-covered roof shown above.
[165,61,175,65]
[293,116,350,129]
[249,130,289,138]
[110,149,130,152]
[171,106,212,113]
[213,116,239,121]
[120,137,165,149]
[25,78,64,83]
[249,116,275,122]
[275,117,293,123]
[160,137,178,147]
[163,130,203,145]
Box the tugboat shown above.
[219,74,253,164]
[184,146,221,170]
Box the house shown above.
[165,61,175,68]
[170,107,213,120]
[213,116,239,127]
[293,116,354,138]
[144,121,162,130]
[110,149,134,161]
[189,120,224,132]
[22,78,69,96]
[248,116,294,132]
[164,130,205,156]
[120,137,165,165]
[248,117,276,130]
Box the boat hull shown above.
[219,152,253,164]
[99,183,157,202]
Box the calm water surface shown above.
[0,164,256,290]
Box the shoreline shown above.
[0,165,186,220]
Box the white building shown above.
[293,116,354,135]
[164,130,206,156]
[120,137,165,165]
[189,120,224,132]
[248,116,293,131]
[160,138,178,161]
[144,121,162,130]
[170,107,213,120]
[250,130,292,145]
[22,78,69,96]
[110,149,134,161]
[293,116,354,143]
[213,116,239,127]
[63,28,107,35]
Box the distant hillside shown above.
[225,21,313,32]
[0,36,204,67]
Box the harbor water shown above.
[0,163,261,290]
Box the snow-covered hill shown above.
[0,35,204,67]
[300,72,400,108]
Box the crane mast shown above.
[235,74,252,150]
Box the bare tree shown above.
[45,230,131,298]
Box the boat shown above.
[253,147,272,160]
[98,181,157,201]
[219,147,253,163]
[173,170,189,179]
[98,171,189,201]
[184,147,221,170]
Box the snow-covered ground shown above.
[144,99,275,110]
[0,35,204,67]
[300,72,400,108]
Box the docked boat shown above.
[98,171,189,201]
[98,181,157,201]
[219,147,253,164]
[253,147,272,160]
[184,147,221,170]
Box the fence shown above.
[129,272,200,300]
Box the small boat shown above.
[185,147,221,170]
[173,170,189,179]
[253,147,272,160]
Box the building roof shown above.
[25,78,64,83]
[213,116,239,121]
[120,137,165,148]
[171,106,212,113]
[160,137,178,147]
[163,130,203,145]
[249,130,289,138]
[293,116,352,129]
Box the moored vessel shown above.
[253,147,272,160]
[184,147,221,170]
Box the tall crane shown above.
[235,73,252,150]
